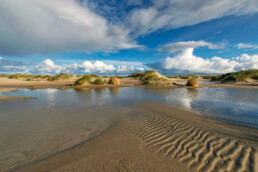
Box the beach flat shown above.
[13,102,258,172]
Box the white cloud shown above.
[237,43,258,49]
[81,61,116,73]
[31,59,145,75]
[0,57,29,74]
[147,48,258,74]
[158,41,224,53]
[127,0,258,36]
[0,0,141,56]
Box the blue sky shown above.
[0,0,258,75]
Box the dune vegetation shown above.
[94,78,106,85]
[74,76,93,86]
[186,76,199,87]
[47,73,74,81]
[8,74,51,80]
[109,76,120,85]
[3,69,258,88]
[210,69,258,82]
[7,73,75,81]
[0,74,9,77]
[130,70,172,86]
[74,74,102,86]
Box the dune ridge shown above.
[124,112,258,172]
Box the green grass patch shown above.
[93,78,106,85]
[210,69,258,82]
[74,76,92,85]
[48,73,74,81]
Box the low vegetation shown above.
[109,76,120,85]
[5,69,257,87]
[74,76,92,85]
[201,75,212,79]
[47,73,74,81]
[130,70,172,86]
[186,76,199,87]
[0,74,9,77]
[83,74,99,78]
[93,78,106,85]
[129,70,157,80]
[74,74,102,86]
[143,77,171,86]
[8,74,50,80]
[166,76,178,79]
[210,69,258,82]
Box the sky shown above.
[0,0,258,75]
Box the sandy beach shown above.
[10,102,258,172]
[1,1,258,171]
[0,77,257,90]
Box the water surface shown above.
[0,87,258,171]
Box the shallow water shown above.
[178,81,218,84]
[0,87,258,170]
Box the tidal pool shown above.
[0,87,257,171]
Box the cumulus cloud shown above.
[31,59,145,75]
[1,0,257,56]
[126,0,258,36]
[147,48,258,75]
[158,41,224,53]
[0,0,141,56]
[0,57,29,74]
[237,43,258,49]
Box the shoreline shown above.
[11,102,258,172]
[1,83,258,90]
[1,77,258,90]
[0,97,37,101]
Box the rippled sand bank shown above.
[12,102,258,172]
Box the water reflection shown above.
[187,88,199,99]
[109,87,120,97]
[1,87,258,127]
[0,87,258,170]
[45,89,58,107]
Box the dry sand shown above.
[13,102,258,172]
[1,77,257,89]
[0,77,141,89]
[0,77,78,88]
[0,88,19,92]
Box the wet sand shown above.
[0,97,37,101]
[12,102,258,172]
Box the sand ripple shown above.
[124,113,258,172]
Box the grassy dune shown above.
[130,70,172,86]
[210,69,258,82]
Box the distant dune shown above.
[0,70,258,89]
